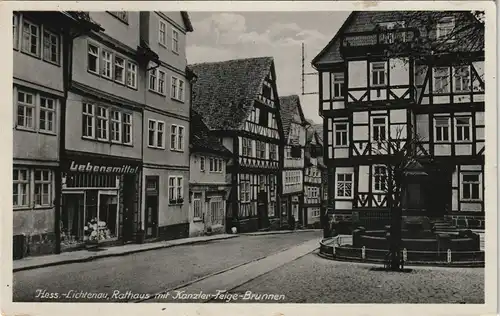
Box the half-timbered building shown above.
[279,95,307,227]
[303,128,326,228]
[188,110,232,236]
[190,57,283,233]
[312,11,485,229]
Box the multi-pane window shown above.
[240,175,251,203]
[433,67,450,93]
[13,168,29,207]
[454,66,471,92]
[171,77,185,102]
[334,122,348,147]
[242,138,252,157]
[17,91,35,129]
[148,119,165,149]
[34,170,51,206]
[82,103,131,144]
[126,62,137,88]
[209,157,224,173]
[373,165,387,192]
[336,173,353,198]
[170,124,185,151]
[158,70,166,94]
[455,117,471,142]
[122,113,132,145]
[193,192,202,218]
[371,62,386,86]
[88,44,99,74]
[200,157,205,171]
[312,209,321,217]
[149,68,157,91]
[13,14,18,49]
[114,56,125,84]
[269,144,277,160]
[83,103,95,138]
[437,16,455,40]
[168,176,184,203]
[96,106,109,140]
[256,141,266,159]
[172,29,179,53]
[111,110,122,142]
[371,117,387,145]
[434,117,450,142]
[379,21,406,44]
[22,20,39,56]
[461,173,481,201]
[149,68,166,95]
[43,30,59,63]
[159,20,167,46]
[39,97,55,132]
[101,51,113,79]
[332,73,344,98]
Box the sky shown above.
[186,11,351,124]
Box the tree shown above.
[371,127,432,271]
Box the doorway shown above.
[145,176,159,239]
[97,191,119,241]
[425,169,452,219]
[61,192,85,248]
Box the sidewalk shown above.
[240,229,322,236]
[13,234,239,273]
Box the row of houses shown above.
[13,11,326,258]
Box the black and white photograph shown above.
[3,1,497,316]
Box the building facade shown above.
[312,11,485,229]
[303,129,326,228]
[62,11,148,250]
[139,12,194,241]
[188,111,232,236]
[278,95,307,227]
[190,57,284,233]
[12,11,101,257]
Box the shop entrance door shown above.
[61,192,85,247]
[98,191,119,242]
[145,176,159,239]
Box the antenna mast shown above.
[301,42,318,96]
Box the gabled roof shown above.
[279,95,306,138]
[312,11,484,67]
[181,12,194,32]
[190,110,232,157]
[189,57,274,131]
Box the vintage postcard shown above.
[1,1,497,316]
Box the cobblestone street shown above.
[13,232,320,302]
[225,251,485,304]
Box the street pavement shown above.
[13,231,320,302]
[224,251,485,304]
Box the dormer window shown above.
[437,16,455,41]
[378,21,406,44]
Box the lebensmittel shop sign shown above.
[63,156,141,175]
